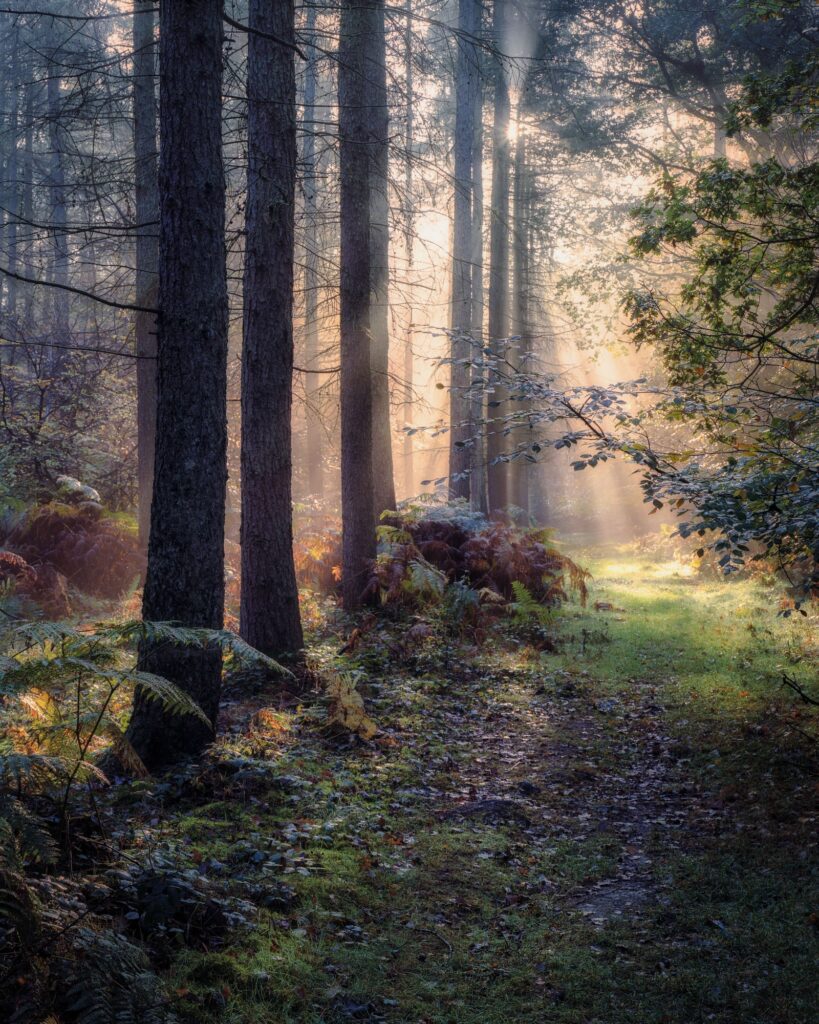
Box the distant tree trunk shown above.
[402,0,415,498]
[486,0,510,513]
[127,0,228,769]
[5,33,20,321]
[369,0,396,519]
[339,0,377,609]
[508,121,530,515]
[0,29,7,315]
[21,76,34,329]
[239,0,304,663]
[46,33,69,370]
[470,69,488,515]
[449,0,480,501]
[133,0,159,552]
[302,4,323,500]
[710,83,728,159]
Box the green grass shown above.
[556,549,816,739]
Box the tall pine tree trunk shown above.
[21,75,34,330]
[486,0,510,513]
[46,28,69,375]
[470,55,488,515]
[369,0,396,519]
[302,4,323,500]
[508,121,530,515]
[239,0,304,663]
[339,0,377,609]
[5,32,20,322]
[133,0,159,552]
[127,0,228,769]
[402,0,415,498]
[449,0,480,500]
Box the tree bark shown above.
[5,30,20,321]
[369,0,396,519]
[449,0,481,501]
[46,28,69,373]
[486,0,510,514]
[133,0,159,552]
[339,0,377,609]
[302,3,323,500]
[508,120,530,515]
[470,52,488,515]
[127,0,228,769]
[21,75,34,330]
[239,0,304,663]
[402,0,415,499]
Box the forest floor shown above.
[86,550,818,1023]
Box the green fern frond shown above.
[216,630,293,677]
[0,796,58,867]
[509,581,548,623]
[95,619,213,650]
[130,671,213,726]
[0,866,39,945]
[63,928,176,1024]
[405,559,447,602]
[0,752,69,792]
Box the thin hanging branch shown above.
[0,265,156,314]
[223,12,307,60]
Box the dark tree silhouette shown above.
[239,0,304,663]
[127,0,228,768]
[449,0,481,502]
[338,0,378,610]
[133,0,158,551]
[487,0,511,513]
[368,0,396,520]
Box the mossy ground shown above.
[139,550,816,1023]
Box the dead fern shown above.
[361,503,589,616]
[2,502,142,600]
[323,668,378,740]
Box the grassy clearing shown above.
[155,551,817,1024]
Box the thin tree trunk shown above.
[470,91,488,514]
[46,33,69,372]
[369,0,396,519]
[487,0,510,513]
[339,0,378,609]
[133,0,159,552]
[449,0,480,501]
[240,0,304,663]
[402,0,415,499]
[5,32,20,321]
[127,0,228,769]
[0,20,8,314]
[22,74,35,330]
[508,120,530,515]
[302,4,323,500]
[711,83,728,159]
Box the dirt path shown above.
[428,670,678,925]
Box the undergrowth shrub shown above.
[293,522,342,594]
[365,501,589,622]
[0,621,282,1024]
[0,548,72,618]
[0,620,284,810]
[0,622,283,894]
[2,500,141,601]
